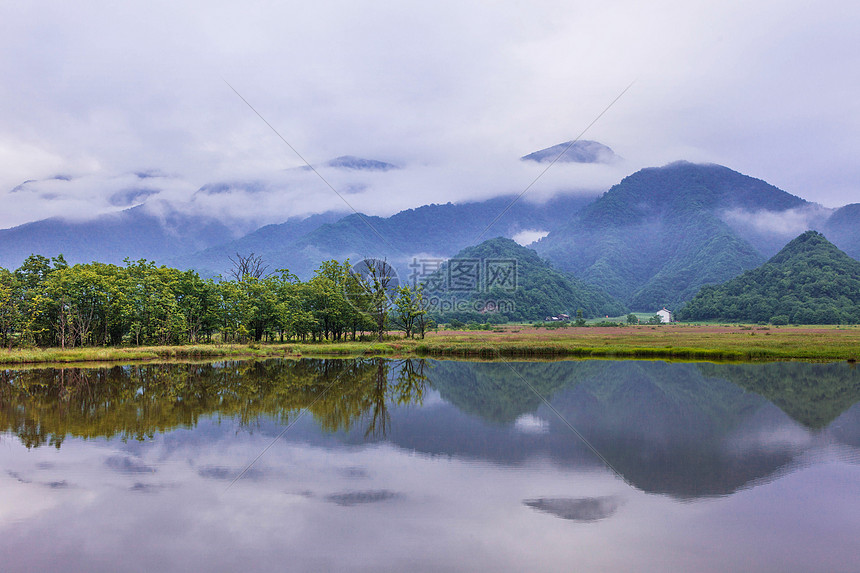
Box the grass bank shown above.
[1,325,858,366]
[0,342,396,367]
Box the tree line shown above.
[0,254,430,348]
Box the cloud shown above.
[0,172,197,227]
[0,150,621,230]
[1,0,859,229]
[720,205,832,238]
[512,230,550,246]
[104,455,156,474]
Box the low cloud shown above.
[1,172,197,227]
[720,205,833,238]
[1,152,626,231]
[512,229,549,246]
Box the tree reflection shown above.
[0,358,429,449]
[362,358,429,438]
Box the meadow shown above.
[1,324,859,365]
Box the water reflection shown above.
[430,360,860,496]
[2,359,860,501]
[700,361,860,429]
[0,358,428,448]
[523,496,622,522]
[326,490,400,506]
[2,358,859,572]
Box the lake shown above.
[2,358,859,572]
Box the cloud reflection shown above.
[104,456,156,474]
[325,490,400,506]
[523,496,622,522]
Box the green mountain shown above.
[678,231,860,324]
[533,162,811,310]
[425,237,625,322]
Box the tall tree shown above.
[350,259,398,342]
[228,253,270,281]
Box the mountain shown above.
[678,231,860,324]
[293,155,399,172]
[533,162,816,310]
[167,211,345,277]
[178,193,597,279]
[424,237,625,321]
[4,157,856,301]
[323,155,398,171]
[822,203,860,259]
[521,140,620,164]
[0,203,237,269]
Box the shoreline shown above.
[1,325,859,366]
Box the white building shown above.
[656,308,673,323]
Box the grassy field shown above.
[406,324,860,361]
[1,324,859,366]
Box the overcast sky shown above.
[1,0,858,229]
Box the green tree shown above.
[0,268,21,348]
[350,259,398,342]
[391,285,423,339]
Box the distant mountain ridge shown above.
[178,193,597,279]
[521,140,620,164]
[165,211,346,276]
[0,203,237,269]
[0,188,595,277]
[324,156,398,171]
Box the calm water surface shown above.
[1,359,859,572]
